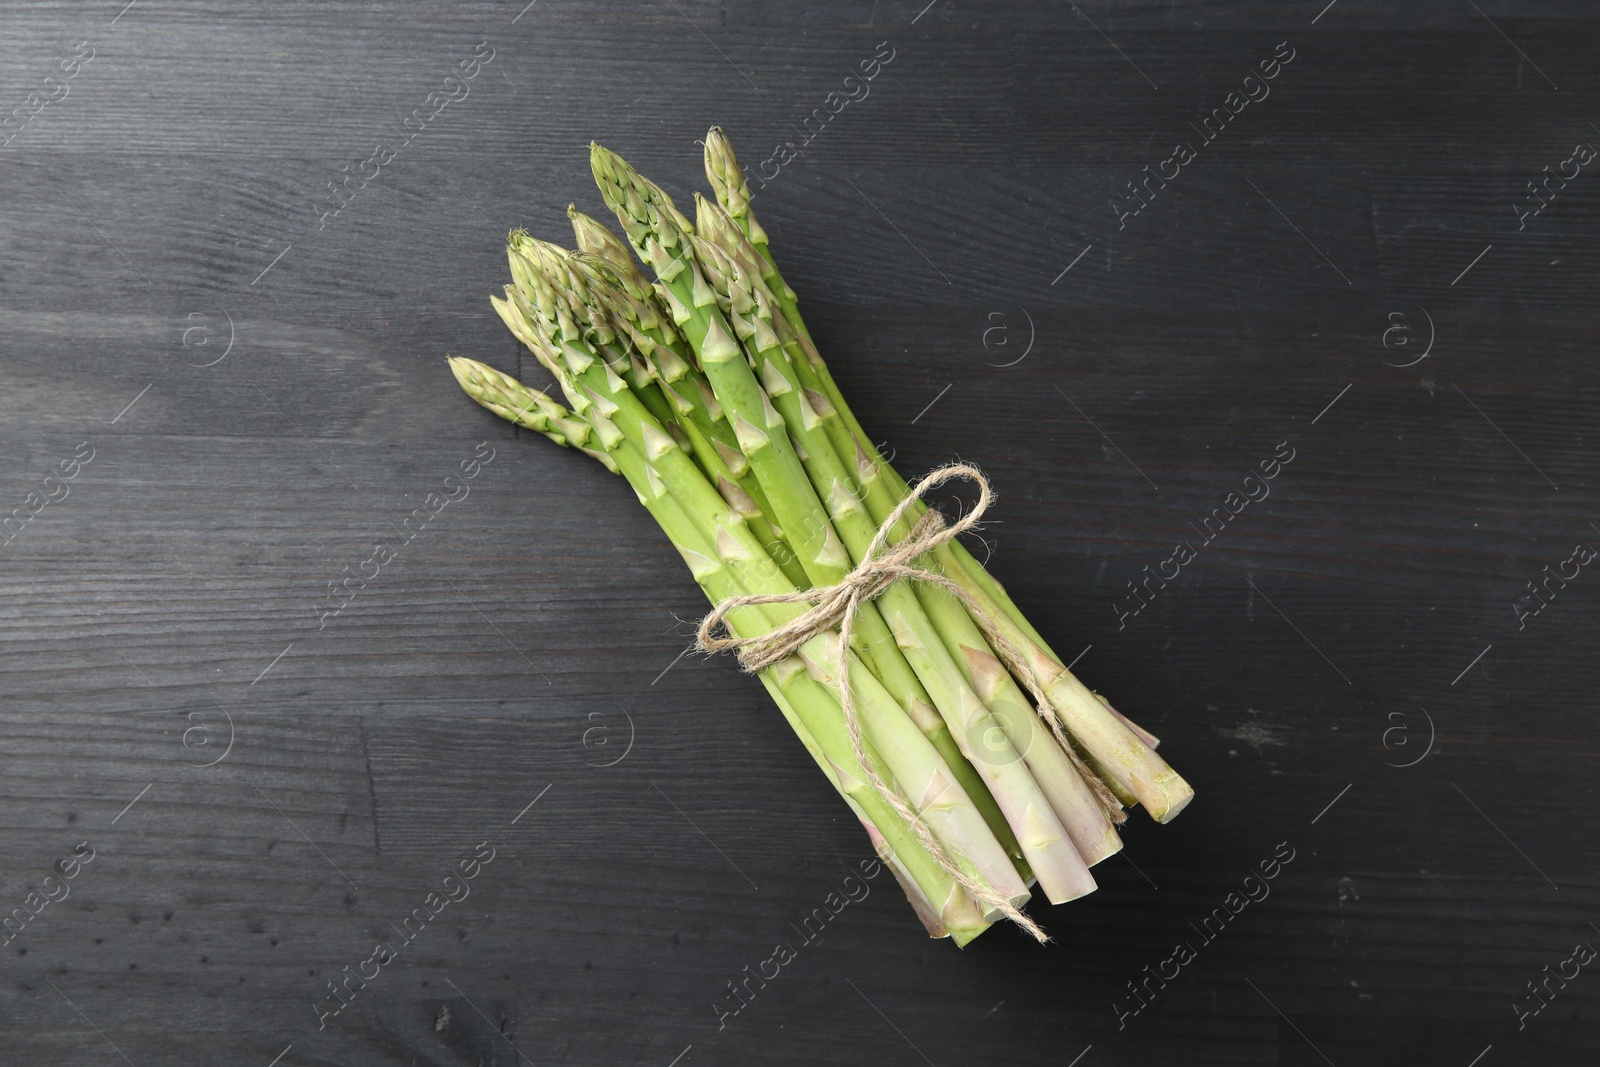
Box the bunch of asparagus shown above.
[449,128,1192,945]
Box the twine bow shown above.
[696,464,1122,943]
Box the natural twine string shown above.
[695,464,1124,943]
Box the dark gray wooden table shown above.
[2,2,1596,1064]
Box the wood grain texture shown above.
[1,1,1597,1064]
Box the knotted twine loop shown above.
[695,464,1125,943]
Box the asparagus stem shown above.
[590,144,1044,874]
[456,351,1005,938]
[854,421,1191,818]
[833,383,1190,818]
[855,815,948,939]
[758,674,992,943]
[701,130,1193,824]
[588,145,843,588]
[694,192,1126,866]
[562,212,882,682]
[756,673,945,935]
[748,641,956,933]
[687,218,1046,869]
[692,225,1095,903]
[561,237,809,589]
[487,245,1038,927]
[849,456,1166,816]
[456,344,1009,937]
[607,424,1026,927]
